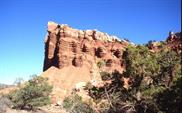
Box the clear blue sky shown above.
[0,0,181,84]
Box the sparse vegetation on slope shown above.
[8,76,53,110]
[85,43,181,113]
[63,93,94,113]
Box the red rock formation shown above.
[43,21,128,72]
[42,21,129,102]
[147,31,181,54]
[43,22,181,103]
[166,31,182,54]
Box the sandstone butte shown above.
[41,21,131,103]
[41,21,182,103]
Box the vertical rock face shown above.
[41,22,181,103]
[43,21,129,72]
[42,21,130,102]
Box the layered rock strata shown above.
[43,21,128,72]
[42,21,130,102]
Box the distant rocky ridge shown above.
[0,83,13,90]
[0,84,15,95]
[0,83,7,89]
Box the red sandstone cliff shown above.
[166,31,182,53]
[42,21,181,103]
[42,21,129,102]
[43,21,128,72]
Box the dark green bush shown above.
[9,76,52,110]
[155,77,182,113]
[87,44,181,113]
[63,93,93,113]
[100,72,112,81]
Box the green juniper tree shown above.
[9,76,53,110]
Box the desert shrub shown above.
[123,45,181,112]
[87,44,181,113]
[84,82,93,90]
[97,60,106,68]
[87,71,136,112]
[155,77,182,113]
[100,71,112,81]
[88,70,164,113]
[9,76,52,110]
[123,45,160,79]
[0,96,13,113]
[135,99,159,113]
[63,93,93,113]
[97,100,110,113]
[88,86,105,102]
[141,85,165,97]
